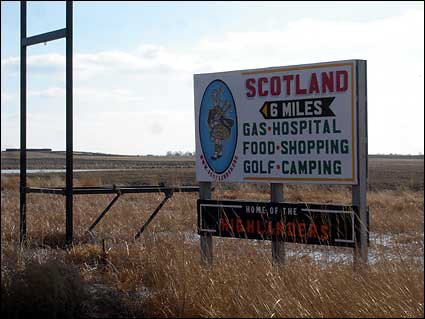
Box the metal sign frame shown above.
[19,1,199,246]
[20,1,73,244]
[198,60,368,266]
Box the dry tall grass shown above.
[1,174,424,318]
[2,259,88,318]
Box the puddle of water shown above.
[150,230,424,268]
[81,229,425,270]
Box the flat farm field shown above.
[1,154,424,318]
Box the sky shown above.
[1,1,424,155]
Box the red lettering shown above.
[283,75,293,96]
[336,70,348,92]
[309,73,320,94]
[320,225,329,240]
[321,72,334,93]
[298,223,307,238]
[275,221,284,237]
[256,220,264,235]
[244,70,347,98]
[295,74,307,95]
[258,77,268,96]
[287,222,296,237]
[236,218,244,233]
[245,78,256,98]
[266,221,273,236]
[308,223,319,239]
[220,218,229,232]
[246,219,255,233]
[270,76,281,96]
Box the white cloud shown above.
[1,53,65,75]
[74,87,144,102]
[1,92,15,102]
[1,56,20,69]
[74,111,195,155]
[194,9,424,70]
[29,87,65,98]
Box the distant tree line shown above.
[165,151,195,157]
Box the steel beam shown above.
[65,1,74,246]
[25,187,65,195]
[20,1,27,244]
[25,185,199,195]
[88,193,121,232]
[21,28,67,47]
[134,193,172,239]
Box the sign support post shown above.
[20,2,27,244]
[353,60,368,267]
[271,183,285,266]
[65,0,74,246]
[200,181,213,266]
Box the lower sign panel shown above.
[198,199,358,247]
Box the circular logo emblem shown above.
[199,80,238,175]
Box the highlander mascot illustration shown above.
[207,87,234,160]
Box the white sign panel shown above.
[194,60,360,185]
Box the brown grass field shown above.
[1,154,424,318]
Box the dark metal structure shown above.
[19,1,199,246]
